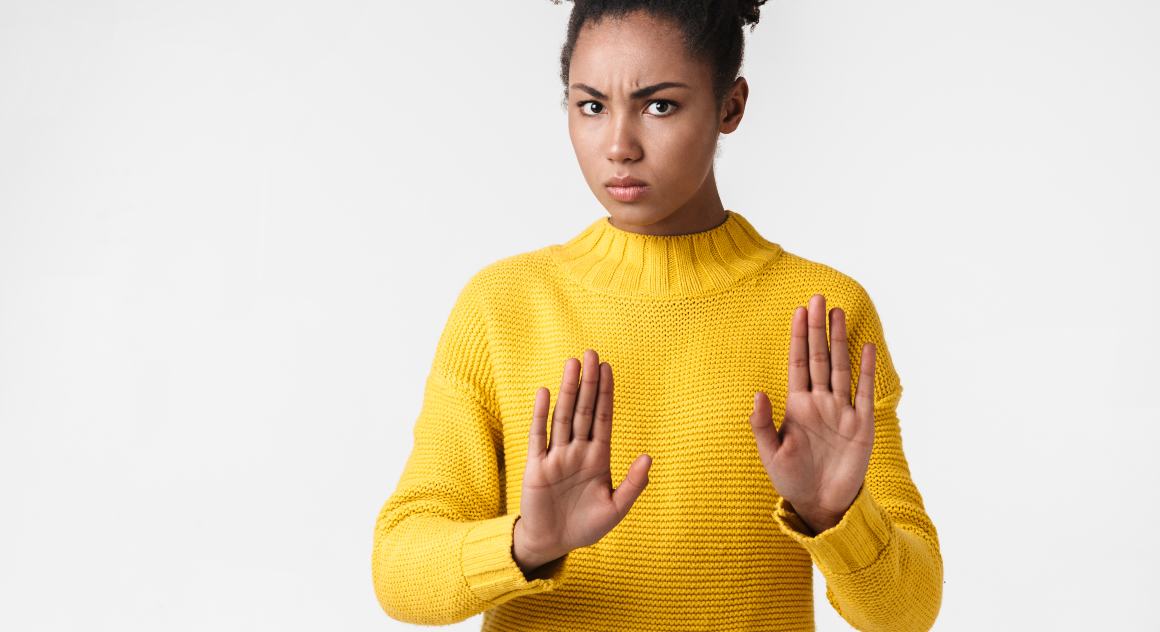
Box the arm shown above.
[771,284,943,631]
[370,274,571,625]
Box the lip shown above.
[605,175,648,187]
[605,183,650,203]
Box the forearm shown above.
[373,510,570,625]
[821,527,943,632]
[373,512,487,625]
[774,486,943,632]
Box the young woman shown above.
[372,2,943,630]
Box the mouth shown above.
[604,175,650,202]
[605,183,650,203]
[605,175,648,187]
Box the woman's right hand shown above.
[512,349,653,575]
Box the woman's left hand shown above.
[749,293,877,535]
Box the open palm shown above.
[516,350,652,566]
[750,293,877,533]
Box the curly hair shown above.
[548,0,768,108]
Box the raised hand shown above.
[749,293,877,535]
[512,349,653,575]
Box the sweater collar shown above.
[550,209,782,298]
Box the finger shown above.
[807,294,831,391]
[550,356,580,450]
[787,306,810,393]
[829,307,852,402]
[528,387,550,458]
[611,454,652,518]
[854,343,876,438]
[571,349,600,441]
[749,391,781,464]
[591,361,613,449]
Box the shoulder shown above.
[775,248,902,394]
[771,248,878,311]
[470,246,555,287]
[450,246,559,314]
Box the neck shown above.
[551,209,783,299]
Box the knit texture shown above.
[371,210,943,631]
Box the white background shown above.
[2,1,1157,630]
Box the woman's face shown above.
[566,10,746,233]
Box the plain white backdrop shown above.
[1,1,1157,630]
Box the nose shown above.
[605,111,642,163]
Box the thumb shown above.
[611,454,652,517]
[749,391,781,461]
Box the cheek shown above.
[654,124,714,175]
[568,122,601,169]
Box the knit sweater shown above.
[371,209,943,631]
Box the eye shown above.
[576,100,604,116]
[647,99,679,117]
[575,99,679,117]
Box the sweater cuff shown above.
[460,513,570,605]
[772,483,894,576]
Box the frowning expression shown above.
[566,10,746,228]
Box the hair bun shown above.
[733,0,768,27]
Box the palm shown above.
[519,350,652,559]
[769,389,871,516]
[750,294,877,530]
[522,440,623,550]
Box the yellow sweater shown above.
[371,210,943,631]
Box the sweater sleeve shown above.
[371,273,572,625]
[771,283,944,631]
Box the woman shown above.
[372,1,943,630]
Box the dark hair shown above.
[549,0,767,109]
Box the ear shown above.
[719,76,749,133]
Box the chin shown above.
[603,204,673,227]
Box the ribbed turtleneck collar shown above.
[550,209,782,298]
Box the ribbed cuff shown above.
[772,484,894,576]
[460,513,570,605]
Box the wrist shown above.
[512,517,563,574]
[786,500,842,536]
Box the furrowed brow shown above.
[569,81,691,100]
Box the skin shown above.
[749,295,877,535]
[512,11,879,574]
[565,9,747,235]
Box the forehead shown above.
[569,11,707,85]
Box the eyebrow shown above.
[568,81,691,100]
